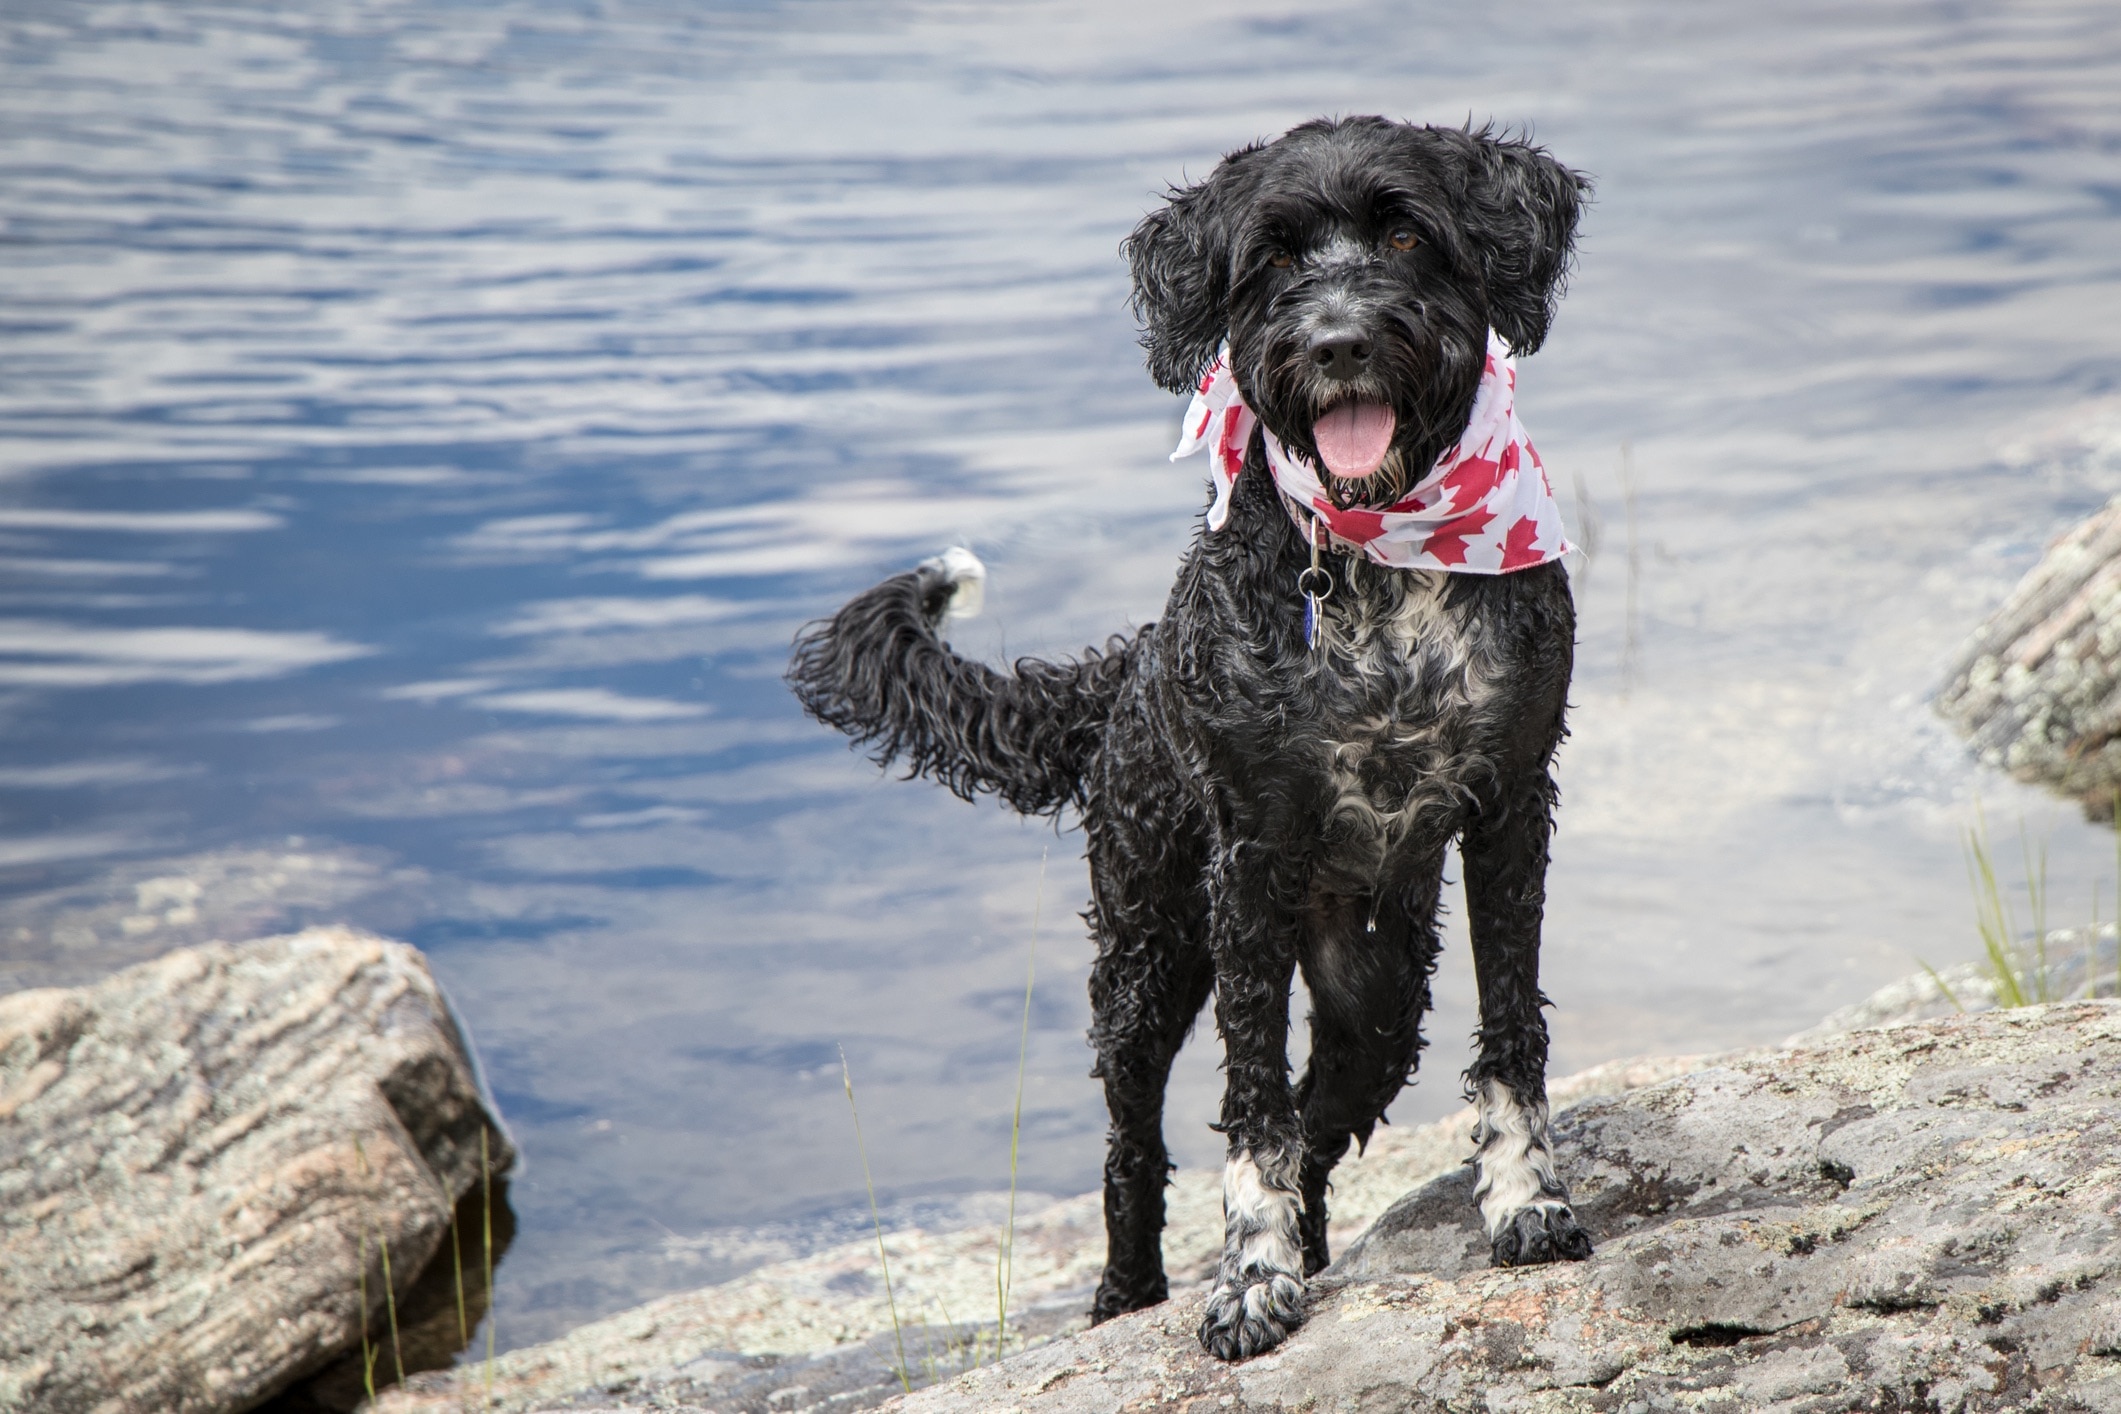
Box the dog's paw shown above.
[914,546,985,621]
[1090,1270,1168,1326]
[1197,1271,1305,1361]
[1489,1200,1595,1268]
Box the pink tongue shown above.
[1312,402,1397,480]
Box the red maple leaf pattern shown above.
[1440,455,1500,511]
[1421,506,1495,566]
[1319,505,1387,545]
[1499,515,1546,570]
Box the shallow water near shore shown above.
[4,0,2121,1353]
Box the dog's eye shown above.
[1388,229,1419,252]
[1268,250,1293,269]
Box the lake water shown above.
[5,0,2121,1352]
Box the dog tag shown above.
[1296,516,1333,654]
[1295,564,1332,652]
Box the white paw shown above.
[1199,1270,1305,1360]
[1199,1149,1308,1360]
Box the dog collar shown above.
[1168,330,1571,574]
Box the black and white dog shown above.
[789,117,1591,1361]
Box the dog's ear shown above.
[1454,130,1591,356]
[1124,146,1265,394]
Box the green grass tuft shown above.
[1959,801,2027,1013]
[350,1134,409,1396]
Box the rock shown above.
[1939,496,2121,818]
[0,926,513,1414]
[1785,926,2121,1048]
[877,1002,2121,1413]
[1784,958,2004,1044]
[366,1055,1701,1414]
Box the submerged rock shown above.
[885,1002,2121,1413]
[0,926,513,1414]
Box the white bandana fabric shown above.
[1168,330,1571,574]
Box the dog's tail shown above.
[787,549,1136,818]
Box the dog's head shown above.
[1126,118,1589,503]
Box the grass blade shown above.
[996,847,1047,1363]
[378,1231,405,1386]
[451,1207,468,1348]
[1917,959,1965,1013]
[358,1228,376,1403]
[348,1135,408,1393]
[483,1127,496,1410]
[2022,825,2050,1001]
[841,1045,912,1393]
[354,1137,378,1401]
[934,1293,969,1370]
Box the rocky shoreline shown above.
[422,1003,2121,1414]
[367,1056,1701,1414]
[885,1000,2121,1413]
[10,933,2121,1413]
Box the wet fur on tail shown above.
[787,559,1137,818]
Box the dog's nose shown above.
[1308,332,1372,382]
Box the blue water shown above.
[5,0,2121,1349]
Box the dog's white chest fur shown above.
[1323,564,1472,676]
[1312,565,1501,863]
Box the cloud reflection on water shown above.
[0,619,372,686]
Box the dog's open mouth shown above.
[1313,401,1396,480]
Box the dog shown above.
[789,116,1592,1361]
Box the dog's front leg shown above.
[1197,841,1308,1361]
[1461,771,1594,1268]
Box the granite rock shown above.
[1939,495,2121,818]
[0,926,512,1414]
[876,1002,2121,1413]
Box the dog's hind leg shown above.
[1086,910,1213,1324]
[1197,843,1310,1362]
[1291,861,1446,1274]
[1462,766,1594,1269]
[1084,761,1214,1326]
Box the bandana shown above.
[1169,330,1570,574]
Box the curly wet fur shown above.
[788,568,1135,817]
[788,116,1593,1362]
